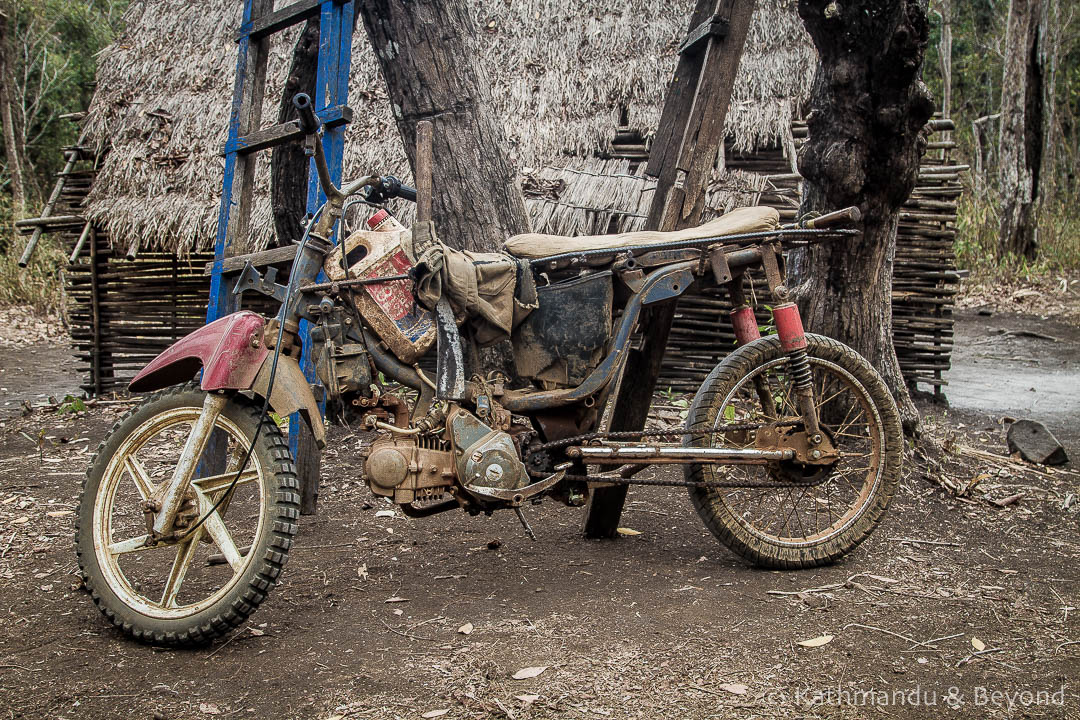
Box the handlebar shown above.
[366,175,417,204]
[801,206,862,229]
[293,93,321,135]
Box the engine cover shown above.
[448,408,529,494]
[361,435,455,504]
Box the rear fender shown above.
[128,311,325,448]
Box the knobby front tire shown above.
[76,384,299,646]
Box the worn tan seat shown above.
[503,206,779,260]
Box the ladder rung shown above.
[202,244,301,276]
[224,104,353,156]
[238,0,345,41]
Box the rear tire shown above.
[685,334,901,568]
[76,384,299,645]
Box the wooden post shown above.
[88,227,102,397]
[583,0,756,539]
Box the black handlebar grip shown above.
[292,93,320,134]
[396,184,417,203]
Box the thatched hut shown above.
[60,0,960,396]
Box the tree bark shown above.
[792,0,936,433]
[271,18,320,246]
[936,0,952,139]
[998,0,1044,261]
[1036,0,1060,208]
[0,5,26,219]
[356,0,530,253]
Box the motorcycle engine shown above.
[362,434,455,504]
[447,408,530,495]
[361,406,530,505]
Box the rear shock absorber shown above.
[772,303,822,443]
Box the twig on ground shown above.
[889,537,962,547]
[843,623,922,646]
[1,531,15,558]
[955,647,1003,667]
[907,632,964,650]
[766,583,845,597]
[376,614,435,641]
[992,492,1025,508]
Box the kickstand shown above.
[514,506,536,541]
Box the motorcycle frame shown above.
[128,120,847,535]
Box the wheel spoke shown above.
[125,456,155,500]
[161,532,202,608]
[192,469,260,494]
[198,493,245,572]
[108,535,155,555]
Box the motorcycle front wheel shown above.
[684,334,902,568]
[76,384,299,645]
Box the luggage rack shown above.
[526,227,860,270]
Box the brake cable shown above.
[179,208,325,541]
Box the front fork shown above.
[727,243,822,444]
[146,392,229,539]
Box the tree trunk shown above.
[937,0,952,143]
[356,0,530,254]
[998,0,1044,261]
[1036,0,1060,208]
[792,0,936,433]
[271,18,320,246]
[0,5,26,219]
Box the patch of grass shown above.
[955,192,1080,281]
[0,222,66,315]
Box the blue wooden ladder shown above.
[209,0,356,514]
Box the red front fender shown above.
[129,312,269,393]
[128,311,325,448]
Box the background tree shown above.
[356,0,529,254]
[357,0,530,376]
[0,0,126,214]
[997,0,1045,261]
[791,0,936,432]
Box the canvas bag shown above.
[406,222,537,346]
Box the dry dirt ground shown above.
[0,309,1076,720]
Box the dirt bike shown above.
[76,94,902,646]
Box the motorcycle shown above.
[76,94,902,645]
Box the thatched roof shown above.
[84,0,814,255]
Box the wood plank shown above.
[202,243,300,275]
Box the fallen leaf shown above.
[719,683,748,695]
[512,665,548,680]
[421,710,449,718]
[46,510,73,518]
[199,703,221,715]
[393,609,404,616]
[375,510,396,518]
[249,628,265,637]
[385,596,409,603]
[797,634,834,648]
[515,694,539,704]
[357,564,369,580]
[971,637,986,651]
[615,527,641,536]
[457,622,473,635]
[12,516,29,524]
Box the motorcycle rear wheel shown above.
[76,384,299,645]
[685,334,901,568]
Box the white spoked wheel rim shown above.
[92,406,266,620]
